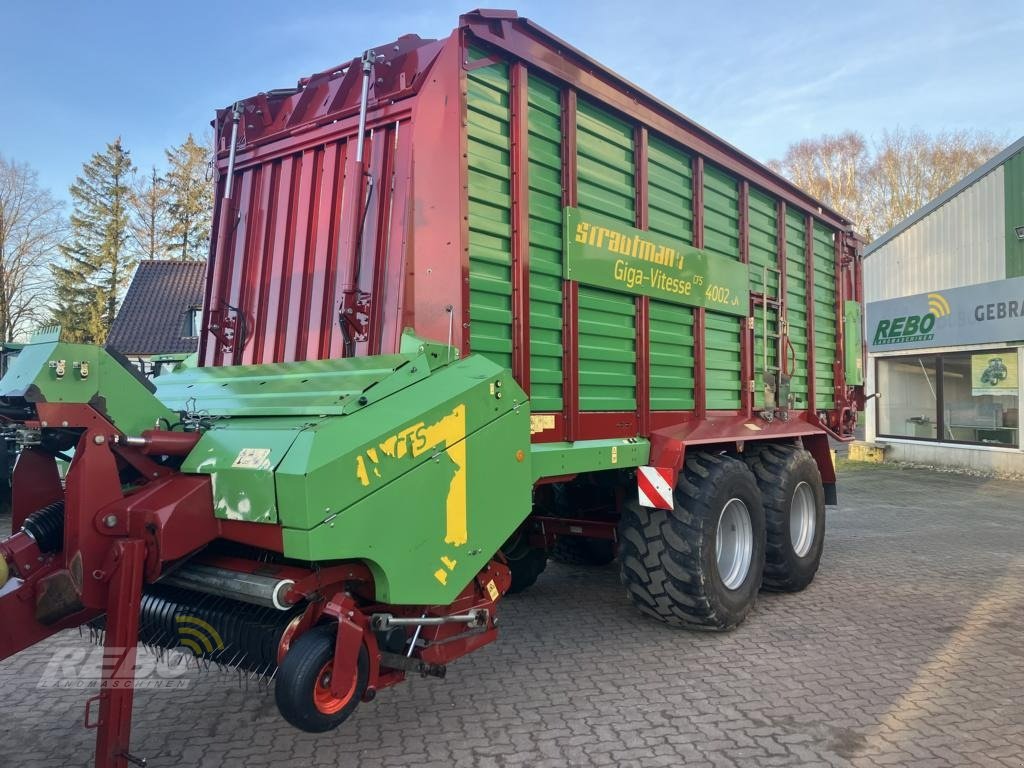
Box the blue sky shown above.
[2,0,1021,199]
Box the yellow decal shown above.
[485,580,499,601]
[530,414,555,435]
[611,446,618,464]
[422,405,468,547]
[575,220,683,270]
[354,404,470,590]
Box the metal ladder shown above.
[756,264,792,419]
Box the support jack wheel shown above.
[275,625,369,733]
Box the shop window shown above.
[877,356,938,439]
[877,350,1019,447]
[942,352,1018,446]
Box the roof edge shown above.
[864,134,1024,256]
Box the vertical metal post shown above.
[635,126,650,436]
[223,103,242,200]
[561,88,580,441]
[805,214,817,415]
[93,539,146,768]
[692,156,706,419]
[510,62,531,390]
[739,180,752,417]
[356,51,375,164]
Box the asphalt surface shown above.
[1,461,1022,767]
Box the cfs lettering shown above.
[614,259,644,289]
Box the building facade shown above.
[863,137,1024,473]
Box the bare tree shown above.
[866,128,1004,235]
[770,128,1004,240]
[768,131,872,234]
[0,156,64,342]
[130,165,173,260]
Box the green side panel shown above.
[844,300,864,386]
[0,339,176,436]
[576,99,637,411]
[706,311,742,409]
[749,188,779,410]
[813,222,837,409]
[647,137,696,411]
[466,51,513,371]
[703,164,740,260]
[182,418,308,524]
[647,136,693,243]
[649,301,695,410]
[703,163,741,408]
[785,210,809,407]
[1006,149,1024,278]
[284,406,531,605]
[278,354,532,605]
[531,438,649,480]
[527,75,564,412]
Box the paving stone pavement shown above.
[1,461,1022,768]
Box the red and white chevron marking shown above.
[637,466,675,510]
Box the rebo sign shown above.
[867,276,1024,352]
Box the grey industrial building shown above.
[862,136,1024,473]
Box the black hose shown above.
[22,501,65,553]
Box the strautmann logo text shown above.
[872,292,950,346]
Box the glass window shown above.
[878,356,938,439]
[182,306,202,338]
[876,349,1020,447]
[942,352,1018,447]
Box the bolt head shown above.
[103,515,118,529]
[93,435,105,445]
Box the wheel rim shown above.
[790,481,816,558]
[716,498,753,590]
[313,660,357,715]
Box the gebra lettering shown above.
[975,301,1021,321]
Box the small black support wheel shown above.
[551,536,616,566]
[618,452,766,630]
[500,530,548,594]
[275,624,369,733]
[744,443,826,592]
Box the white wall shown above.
[864,165,1006,300]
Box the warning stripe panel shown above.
[637,466,674,510]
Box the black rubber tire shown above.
[618,452,765,630]
[275,624,369,733]
[501,530,548,594]
[551,536,616,566]
[744,444,826,592]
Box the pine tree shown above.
[130,165,173,260]
[52,138,135,343]
[165,134,213,260]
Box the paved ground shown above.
[1,462,1022,768]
